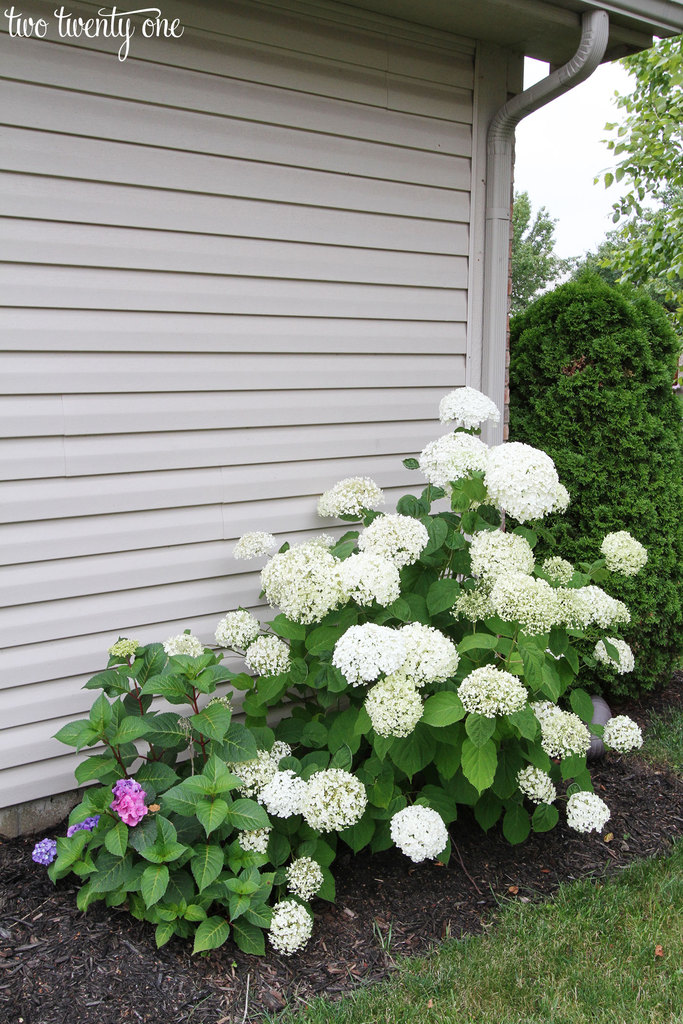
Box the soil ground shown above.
[1,673,682,1024]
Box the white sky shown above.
[514,57,634,259]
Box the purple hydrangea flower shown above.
[66,815,100,838]
[111,778,148,827]
[32,838,57,865]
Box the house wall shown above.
[0,0,515,810]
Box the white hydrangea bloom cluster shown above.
[300,534,336,549]
[332,623,407,685]
[561,586,631,630]
[469,530,535,580]
[390,805,449,863]
[358,513,429,568]
[338,551,401,607]
[206,694,232,712]
[163,633,204,658]
[517,766,556,805]
[108,638,140,658]
[364,675,423,738]
[244,635,291,677]
[438,386,501,430]
[233,531,276,559]
[458,665,528,718]
[261,544,346,623]
[317,476,385,519]
[489,571,564,635]
[484,442,567,523]
[270,740,292,764]
[301,769,367,833]
[603,715,643,752]
[531,702,591,759]
[594,637,635,674]
[268,900,314,956]
[601,531,648,576]
[452,588,496,623]
[418,432,489,488]
[258,770,307,818]
[285,857,324,901]
[566,791,611,834]
[228,750,278,798]
[552,484,571,513]
[541,556,575,584]
[238,828,271,854]
[214,609,260,649]
[399,622,460,686]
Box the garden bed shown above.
[1,672,682,1024]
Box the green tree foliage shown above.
[600,36,683,319]
[509,274,683,697]
[511,191,568,315]
[574,189,683,358]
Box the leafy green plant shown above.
[509,274,683,697]
[39,386,649,956]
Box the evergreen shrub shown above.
[509,274,683,697]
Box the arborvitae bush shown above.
[509,273,683,697]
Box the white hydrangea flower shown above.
[299,534,336,550]
[244,635,291,677]
[270,741,292,764]
[108,638,140,658]
[233,531,276,559]
[560,586,631,630]
[531,703,591,759]
[603,715,643,752]
[594,638,635,674]
[541,556,575,585]
[552,483,571,513]
[390,806,449,863]
[517,766,556,805]
[285,857,324,901]
[214,610,260,649]
[163,633,204,658]
[438,386,501,430]
[484,442,562,523]
[452,587,497,623]
[469,530,535,580]
[364,675,423,738]
[566,791,611,834]
[332,623,407,686]
[418,432,489,488]
[338,551,401,608]
[228,750,278,798]
[358,513,429,568]
[601,531,648,576]
[261,544,347,624]
[490,571,564,634]
[399,622,460,686]
[317,476,385,519]
[268,900,314,956]
[458,665,528,718]
[238,827,271,854]
[258,770,307,818]
[301,769,367,833]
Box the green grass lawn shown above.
[638,706,683,775]
[270,697,683,1024]
[270,846,683,1024]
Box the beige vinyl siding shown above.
[0,0,475,807]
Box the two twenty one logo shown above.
[3,5,185,61]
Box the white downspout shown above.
[481,9,610,444]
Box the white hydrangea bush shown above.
[126,384,649,958]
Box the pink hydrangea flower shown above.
[110,778,148,827]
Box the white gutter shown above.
[481,9,610,444]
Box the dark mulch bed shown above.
[2,673,682,1024]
